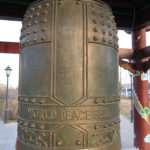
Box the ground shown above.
[120,98,132,120]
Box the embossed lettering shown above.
[26,106,113,122]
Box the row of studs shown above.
[25,0,82,18]
[18,96,120,105]
[18,118,120,130]
[24,10,49,23]
[18,97,47,104]
[25,2,50,17]
[18,120,45,130]
[94,120,120,130]
[21,2,51,48]
[20,27,47,39]
[93,96,120,104]
[20,35,49,48]
[90,3,114,22]
[23,2,50,29]
[90,4,118,49]
[90,28,118,48]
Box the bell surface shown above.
[17,0,121,150]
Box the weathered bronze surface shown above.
[18,0,120,149]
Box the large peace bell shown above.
[17,0,120,149]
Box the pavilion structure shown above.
[1,0,150,149]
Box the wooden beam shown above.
[146,26,150,31]
[119,48,134,59]
[0,42,19,53]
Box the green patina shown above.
[141,107,150,119]
[133,70,140,77]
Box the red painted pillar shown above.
[132,28,150,149]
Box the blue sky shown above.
[0,20,150,87]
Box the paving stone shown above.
[0,122,17,150]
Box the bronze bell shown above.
[17,0,120,150]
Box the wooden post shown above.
[132,28,150,149]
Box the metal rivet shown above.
[43,10,48,15]
[33,38,37,42]
[94,99,98,104]
[29,15,33,19]
[42,133,46,137]
[76,0,81,5]
[103,124,108,128]
[24,122,28,127]
[37,5,42,9]
[26,40,30,44]
[21,34,25,38]
[36,12,40,17]
[20,97,23,101]
[31,123,35,128]
[33,29,38,33]
[93,36,98,41]
[103,99,106,103]
[102,29,106,34]
[31,7,35,11]
[94,125,98,129]
[108,24,111,28]
[109,32,112,36]
[31,98,36,103]
[115,45,119,49]
[57,1,62,5]
[26,31,30,35]
[43,19,47,23]
[41,27,47,32]
[93,19,97,24]
[93,27,98,32]
[113,27,116,31]
[40,99,45,104]
[24,98,28,102]
[102,38,106,43]
[40,125,44,130]
[34,20,38,25]
[111,122,114,126]
[76,140,81,145]
[37,136,41,140]
[56,140,62,146]
[24,18,27,22]
[45,3,49,7]
[28,23,31,27]
[41,36,46,41]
